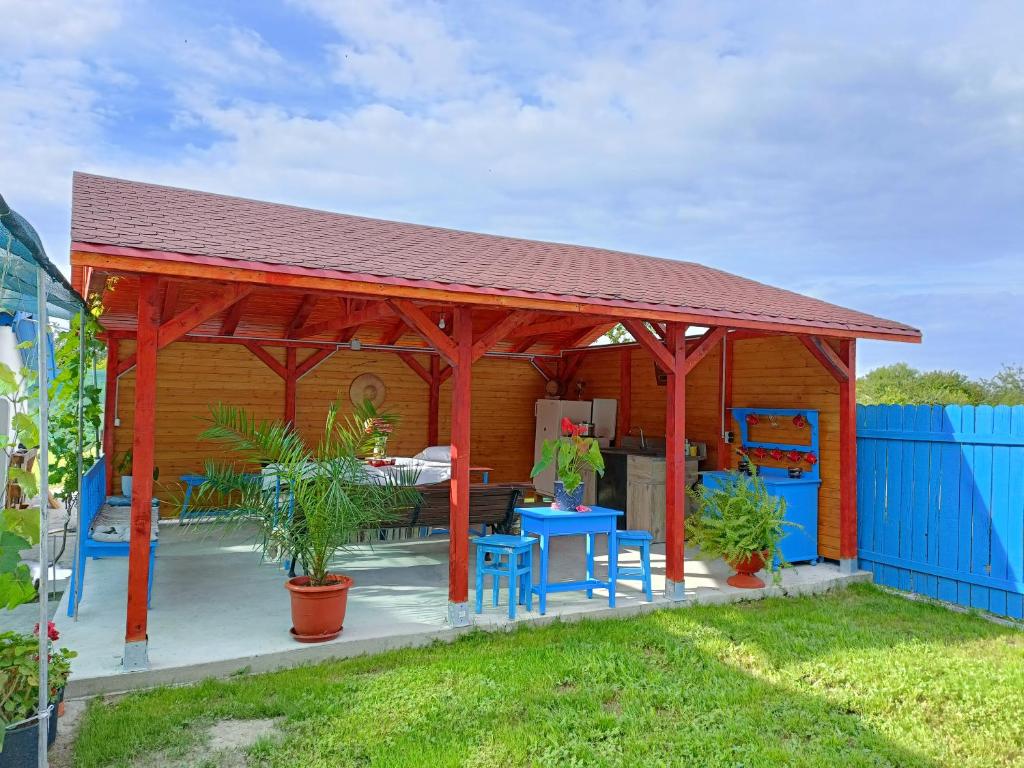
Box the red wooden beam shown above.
[617,348,631,446]
[388,299,458,365]
[244,343,287,379]
[219,297,246,336]
[295,348,335,379]
[294,300,394,339]
[157,284,253,348]
[287,294,320,336]
[439,363,453,384]
[125,275,160,649]
[564,322,617,350]
[532,359,558,382]
[717,335,734,471]
[428,356,440,446]
[379,318,408,346]
[679,326,727,377]
[448,306,473,616]
[664,322,687,598]
[471,310,535,361]
[103,338,119,494]
[506,314,609,339]
[621,318,675,374]
[397,352,432,384]
[798,335,850,382]
[838,339,857,561]
[284,348,297,425]
[159,282,179,323]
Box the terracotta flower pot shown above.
[285,574,352,642]
[726,551,768,589]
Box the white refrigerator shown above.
[533,399,595,499]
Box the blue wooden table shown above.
[516,505,623,615]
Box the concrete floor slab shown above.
[55,524,869,696]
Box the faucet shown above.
[628,426,646,450]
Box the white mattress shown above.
[89,503,159,542]
[261,457,450,489]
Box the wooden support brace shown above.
[471,311,536,361]
[799,335,850,382]
[397,352,432,384]
[680,326,727,377]
[159,282,179,323]
[621,318,675,374]
[295,348,335,379]
[294,300,394,339]
[219,297,246,336]
[388,299,458,365]
[287,294,320,336]
[158,284,253,348]
[244,343,287,379]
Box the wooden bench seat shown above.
[387,482,531,534]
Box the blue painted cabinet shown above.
[700,469,820,564]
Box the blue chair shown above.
[67,458,158,617]
[615,530,653,602]
[473,534,536,619]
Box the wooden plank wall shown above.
[567,336,843,560]
[857,404,1024,619]
[111,341,546,513]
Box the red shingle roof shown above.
[70,173,919,339]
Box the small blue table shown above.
[516,505,623,615]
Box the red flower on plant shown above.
[560,417,573,435]
[34,621,59,642]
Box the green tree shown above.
[858,362,1023,406]
[981,365,1024,405]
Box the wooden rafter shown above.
[387,299,458,365]
[379,318,408,346]
[287,294,320,336]
[507,314,610,340]
[799,335,850,382]
[160,282,179,322]
[294,300,394,339]
[219,297,246,336]
[565,322,617,350]
[621,318,675,374]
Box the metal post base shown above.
[838,558,857,576]
[664,578,686,602]
[447,601,472,628]
[122,639,150,671]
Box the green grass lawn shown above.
[72,584,1023,768]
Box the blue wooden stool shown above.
[615,530,653,602]
[473,534,536,619]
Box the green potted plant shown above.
[194,399,420,642]
[531,417,605,511]
[115,450,159,499]
[686,468,794,588]
[0,623,76,765]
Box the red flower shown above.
[34,621,59,642]
[560,417,573,435]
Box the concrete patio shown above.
[55,523,869,696]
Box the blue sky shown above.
[2,1,1022,376]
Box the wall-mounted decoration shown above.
[349,372,386,408]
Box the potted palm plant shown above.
[531,417,605,510]
[194,399,420,642]
[686,468,793,588]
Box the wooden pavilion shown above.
[69,173,921,667]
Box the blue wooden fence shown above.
[857,404,1024,619]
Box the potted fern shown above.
[193,399,420,641]
[686,469,793,588]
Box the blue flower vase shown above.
[553,481,585,511]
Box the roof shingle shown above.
[70,173,919,339]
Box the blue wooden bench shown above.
[67,457,158,618]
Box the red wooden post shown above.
[838,339,857,569]
[717,335,734,470]
[448,306,473,626]
[284,348,297,426]
[664,323,687,600]
[103,338,119,494]
[428,355,440,446]
[617,348,631,446]
[124,276,160,668]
